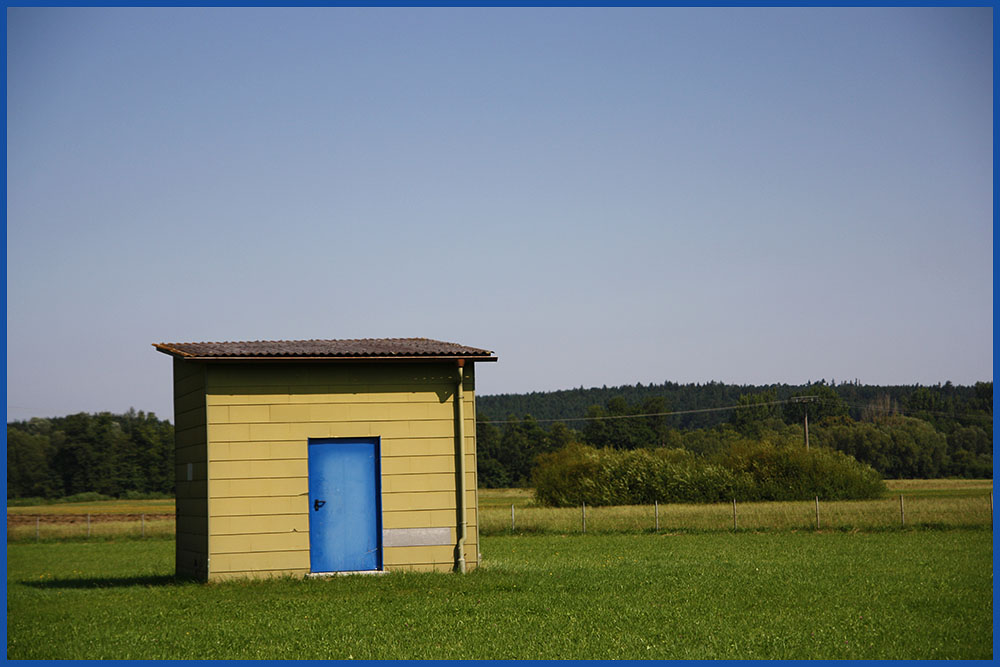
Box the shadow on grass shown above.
[23,574,198,589]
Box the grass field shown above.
[6,529,992,660]
[481,494,993,535]
[6,479,993,541]
[6,498,175,516]
[479,480,994,535]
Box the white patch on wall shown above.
[382,527,452,547]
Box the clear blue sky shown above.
[6,7,994,422]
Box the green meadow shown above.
[8,480,992,541]
[6,529,992,660]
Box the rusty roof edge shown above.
[152,343,195,358]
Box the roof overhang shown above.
[152,339,497,364]
[155,351,498,363]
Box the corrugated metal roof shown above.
[153,337,496,361]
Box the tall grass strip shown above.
[478,494,993,536]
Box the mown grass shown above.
[6,530,992,660]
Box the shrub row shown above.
[532,441,886,507]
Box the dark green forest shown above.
[7,410,173,500]
[477,380,993,429]
[5,381,993,500]
[476,381,993,488]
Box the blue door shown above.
[308,438,381,572]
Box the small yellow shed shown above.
[153,337,496,581]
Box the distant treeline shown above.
[7,410,173,500]
[6,380,992,500]
[477,380,993,429]
[476,381,993,487]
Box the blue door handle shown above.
[314,499,326,511]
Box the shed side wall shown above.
[173,358,208,579]
[204,362,478,580]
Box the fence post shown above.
[815,496,820,529]
[511,504,515,533]
[87,513,91,539]
[732,498,737,531]
[35,517,39,542]
[582,502,587,534]
[141,513,146,538]
[899,495,905,527]
[654,501,659,532]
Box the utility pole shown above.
[804,410,809,450]
[791,396,816,450]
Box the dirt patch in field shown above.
[7,513,174,525]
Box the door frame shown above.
[307,436,383,573]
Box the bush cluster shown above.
[532,441,886,507]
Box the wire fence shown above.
[6,513,175,542]
[6,494,993,542]
[479,494,994,536]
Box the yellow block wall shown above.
[173,359,208,579]
[202,362,478,581]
